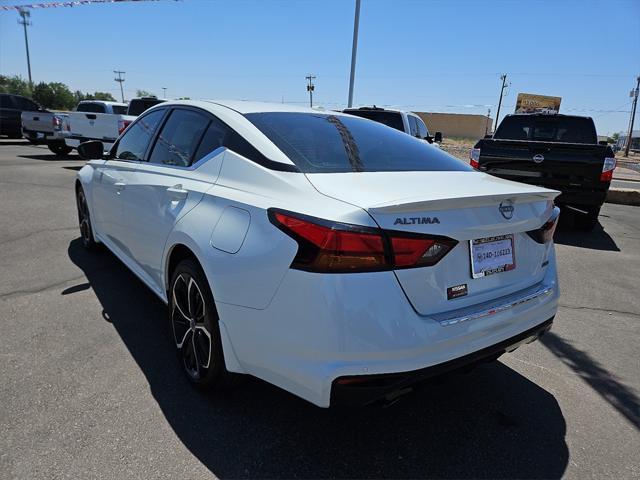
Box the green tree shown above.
[136,89,155,98]
[32,82,75,110]
[0,75,31,96]
[611,132,620,143]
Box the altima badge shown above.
[499,200,515,220]
[394,217,440,225]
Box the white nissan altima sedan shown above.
[75,100,560,407]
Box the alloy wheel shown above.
[77,191,91,245]
[171,273,212,380]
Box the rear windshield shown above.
[76,103,105,113]
[112,105,128,115]
[245,112,471,174]
[343,110,405,132]
[494,115,597,144]
[127,99,164,116]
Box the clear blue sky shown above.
[1,0,639,135]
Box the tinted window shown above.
[246,112,471,173]
[343,110,405,132]
[111,105,128,115]
[0,95,15,109]
[127,98,165,116]
[192,117,229,162]
[415,116,429,138]
[113,109,165,161]
[149,109,209,166]
[494,115,597,144]
[14,96,38,111]
[76,103,105,113]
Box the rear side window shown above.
[111,105,128,115]
[148,109,210,167]
[76,103,105,113]
[343,110,405,132]
[113,109,165,161]
[14,97,38,111]
[0,95,15,108]
[407,116,419,137]
[494,116,597,144]
[127,99,165,116]
[246,112,471,173]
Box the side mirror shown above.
[434,131,443,143]
[425,135,434,144]
[77,140,105,160]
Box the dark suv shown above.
[0,93,41,138]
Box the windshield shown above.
[245,112,471,174]
[342,109,405,131]
[494,115,597,144]
[112,105,128,115]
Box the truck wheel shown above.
[576,207,600,231]
[48,142,73,157]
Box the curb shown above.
[606,188,640,207]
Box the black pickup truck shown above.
[471,114,616,229]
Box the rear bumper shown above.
[22,128,66,144]
[554,188,608,208]
[331,316,553,406]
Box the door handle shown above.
[166,185,188,201]
[114,182,126,194]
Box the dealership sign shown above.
[515,93,562,114]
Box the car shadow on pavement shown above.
[553,220,620,252]
[540,333,639,429]
[67,238,569,479]
[18,153,81,161]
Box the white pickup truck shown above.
[65,101,133,153]
[21,109,72,156]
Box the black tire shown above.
[76,187,101,251]
[575,206,600,231]
[48,142,73,157]
[169,258,235,391]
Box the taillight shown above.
[118,120,132,135]
[470,148,481,168]
[269,210,457,273]
[600,157,616,182]
[527,207,560,244]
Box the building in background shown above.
[616,130,640,152]
[414,112,493,140]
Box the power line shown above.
[347,0,361,108]
[624,75,639,157]
[494,74,508,133]
[113,70,126,102]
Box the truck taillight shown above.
[118,120,132,135]
[600,157,616,182]
[470,148,481,169]
[269,209,457,273]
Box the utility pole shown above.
[494,74,508,131]
[485,107,491,135]
[347,0,361,108]
[114,70,126,102]
[623,75,640,157]
[17,8,33,88]
[306,75,316,108]
[162,87,167,98]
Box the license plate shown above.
[470,234,516,278]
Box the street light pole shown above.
[623,75,640,158]
[347,0,361,108]
[17,8,33,88]
[162,87,167,98]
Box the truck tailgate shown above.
[67,112,133,144]
[21,111,54,134]
[478,140,607,189]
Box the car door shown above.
[90,108,166,250]
[120,107,227,290]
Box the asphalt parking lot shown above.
[1,139,638,479]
